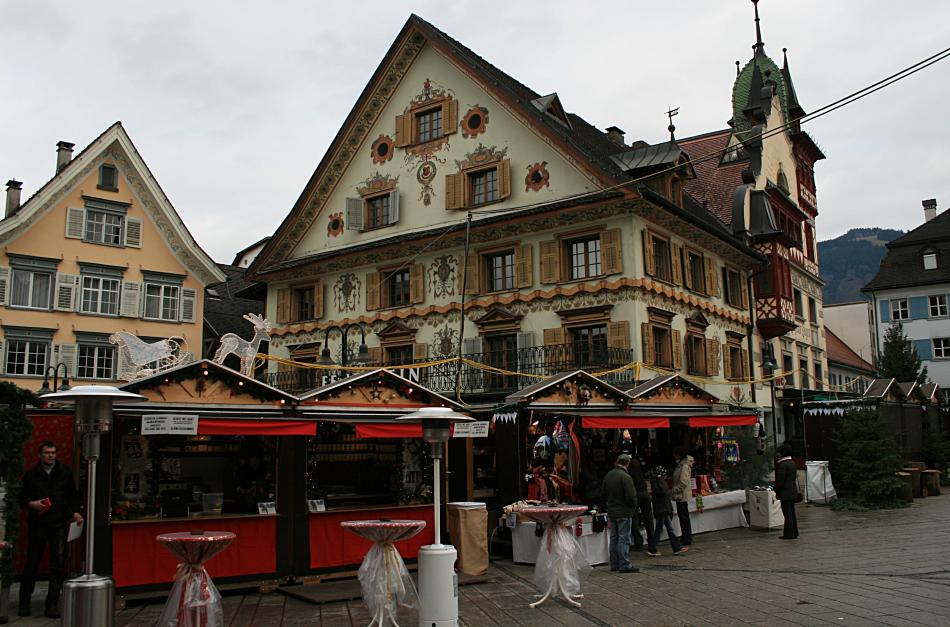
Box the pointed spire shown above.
[781,46,805,118]
[752,0,765,54]
[736,60,741,77]
[666,106,679,141]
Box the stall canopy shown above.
[198,418,316,435]
[688,415,758,427]
[582,416,670,429]
[505,370,629,413]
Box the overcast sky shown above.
[2,1,948,263]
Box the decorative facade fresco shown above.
[525,161,550,191]
[327,212,345,237]
[402,79,454,204]
[357,171,399,196]
[333,273,361,313]
[455,143,508,172]
[370,134,395,164]
[460,105,489,138]
[416,160,438,206]
[428,255,457,299]
[433,326,458,357]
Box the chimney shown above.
[56,141,75,173]
[605,126,626,147]
[5,179,23,218]
[922,198,937,222]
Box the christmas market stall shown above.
[296,368,477,576]
[107,359,303,592]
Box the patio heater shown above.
[396,406,473,627]
[40,385,146,627]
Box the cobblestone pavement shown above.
[7,494,950,626]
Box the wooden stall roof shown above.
[625,374,721,407]
[504,370,628,412]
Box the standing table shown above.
[518,505,590,609]
[340,519,426,627]
[155,531,235,627]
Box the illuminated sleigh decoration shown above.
[109,331,191,381]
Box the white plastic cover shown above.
[357,541,419,619]
[806,461,837,503]
[157,564,224,627]
[533,521,592,600]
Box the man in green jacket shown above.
[602,453,639,573]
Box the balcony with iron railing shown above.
[259,342,637,397]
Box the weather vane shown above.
[666,106,679,141]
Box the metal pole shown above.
[431,442,442,547]
[454,212,473,402]
[84,450,96,575]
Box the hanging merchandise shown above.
[696,493,705,513]
[533,433,553,460]
[723,439,740,464]
[753,421,767,455]
[553,419,571,452]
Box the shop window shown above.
[384,269,411,308]
[415,106,443,143]
[923,253,937,270]
[80,276,120,316]
[98,164,119,191]
[685,250,706,294]
[929,294,947,317]
[4,337,48,376]
[723,267,747,309]
[77,344,115,380]
[891,298,909,321]
[10,269,52,309]
[485,250,515,292]
[933,338,950,359]
[566,235,602,280]
[685,332,707,376]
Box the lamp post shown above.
[38,363,71,395]
[316,323,371,370]
[762,347,779,450]
[40,385,146,627]
[396,406,473,627]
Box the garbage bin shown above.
[446,502,488,576]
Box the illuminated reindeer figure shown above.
[212,313,272,376]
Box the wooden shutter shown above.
[120,281,142,318]
[671,330,682,371]
[706,339,720,376]
[313,281,324,319]
[180,288,197,323]
[498,159,511,200]
[539,240,560,284]
[367,347,383,366]
[705,257,719,296]
[65,207,85,239]
[413,342,428,362]
[0,267,9,305]
[602,228,623,275]
[54,273,80,311]
[739,277,749,309]
[445,172,464,209]
[124,217,143,248]
[640,323,654,366]
[515,244,533,288]
[276,287,292,323]
[740,348,749,380]
[723,347,733,380]
[388,189,400,225]
[543,327,566,346]
[53,344,78,378]
[346,197,363,231]
[683,252,694,290]
[607,320,630,350]
[442,99,458,135]
[670,244,683,286]
[410,263,425,304]
[366,271,381,311]
[643,230,656,277]
[395,113,412,147]
[462,252,480,295]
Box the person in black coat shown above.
[626,454,654,551]
[18,441,82,618]
[647,467,687,556]
[774,442,800,540]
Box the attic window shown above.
[98,164,118,191]
[923,252,937,270]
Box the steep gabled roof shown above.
[1,122,225,285]
[204,264,265,341]
[863,208,950,291]
[824,328,875,374]
[679,129,746,226]
[250,14,635,277]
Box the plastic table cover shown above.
[155,531,236,627]
[518,505,591,608]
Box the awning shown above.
[582,416,670,429]
[688,415,758,427]
[354,423,460,439]
[197,419,316,436]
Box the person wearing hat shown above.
[647,466,688,556]
[602,453,639,573]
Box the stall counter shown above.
[308,504,434,570]
[112,514,277,587]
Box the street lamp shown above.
[38,363,71,395]
[762,346,779,450]
[40,385,146,627]
[396,406,473,627]
[316,323,371,369]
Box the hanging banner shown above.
[142,414,199,435]
[452,421,490,438]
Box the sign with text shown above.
[142,414,199,435]
[452,421,490,438]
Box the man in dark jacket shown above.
[774,442,799,540]
[18,441,82,618]
[602,453,638,573]
[627,454,654,552]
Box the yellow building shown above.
[1,122,225,388]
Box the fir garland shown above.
[0,382,38,588]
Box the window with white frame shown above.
[144,283,180,321]
[10,269,52,309]
[84,209,123,245]
[923,253,937,270]
[77,344,115,379]
[3,328,52,376]
[929,294,948,318]
[891,298,909,320]
[934,338,950,359]
[80,276,120,315]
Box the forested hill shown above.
[818,228,904,304]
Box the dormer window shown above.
[98,164,118,191]
[923,252,937,270]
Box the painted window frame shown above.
[484,249,516,293]
[414,106,443,144]
[923,253,937,271]
[651,233,672,283]
[467,166,499,207]
[381,267,412,309]
[97,163,119,192]
[3,327,53,377]
[564,234,603,281]
[891,298,909,321]
[929,294,948,318]
[685,248,706,294]
[933,338,950,359]
[76,333,116,380]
